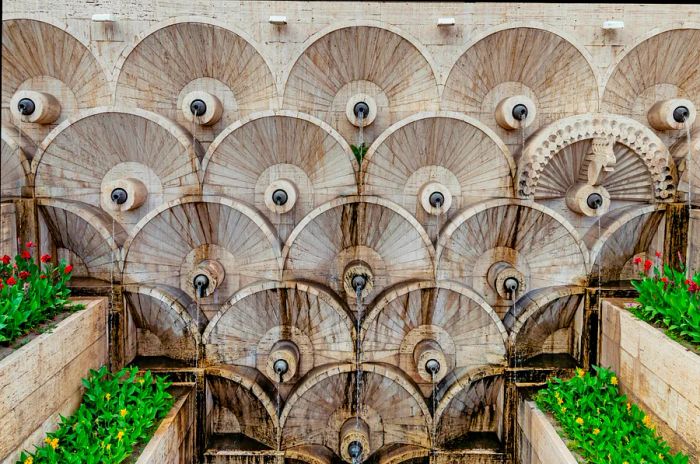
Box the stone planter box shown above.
[0,298,108,463]
[600,299,700,463]
[517,400,578,464]
[135,386,196,464]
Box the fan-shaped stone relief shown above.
[516,114,677,205]
[283,25,439,147]
[122,196,281,318]
[283,197,435,312]
[32,108,201,232]
[585,205,666,284]
[38,199,125,282]
[280,364,431,461]
[203,112,357,240]
[534,138,662,236]
[124,284,204,364]
[206,365,280,450]
[434,375,503,448]
[2,19,110,143]
[115,20,275,147]
[602,28,700,144]
[442,27,598,150]
[362,113,514,241]
[1,126,32,199]
[203,281,354,386]
[362,282,507,395]
[504,286,585,364]
[437,199,588,315]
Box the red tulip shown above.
[19,271,30,280]
[633,257,642,265]
[64,265,73,275]
[689,282,699,293]
[40,274,47,279]
[655,251,662,258]
[21,250,31,260]
[25,241,34,248]
[661,276,669,284]
[0,281,4,290]
[40,254,51,263]
[644,259,653,272]
[1,255,9,264]
[7,276,17,286]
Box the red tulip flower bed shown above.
[0,243,79,344]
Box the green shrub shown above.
[631,254,700,346]
[0,244,80,344]
[535,366,688,464]
[17,366,173,464]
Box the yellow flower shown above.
[593,428,600,435]
[627,402,631,412]
[611,376,618,385]
[106,444,111,451]
[643,415,653,428]
[120,408,128,417]
[104,393,111,401]
[623,462,629,464]
[50,438,59,450]
[44,437,51,445]
[24,457,33,464]
[138,378,145,385]
[576,417,584,425]
[117,430,124,441]
[560,407,567,413]
[557,397,563,405]
[659,454,664,460]
[576,368,584,378]
[555,391,560,398]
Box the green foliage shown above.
[0,246,80,344]
[351,143,368,165]
[631,257,700,346]
[535,366,688,464]
[17,366,173,464]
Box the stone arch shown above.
[202,110,358,241]
[282,23,439,146]
[516,114,677,201]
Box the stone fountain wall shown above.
[1,2,699,463]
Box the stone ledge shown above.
[600,299,700,463]
[0,298,108,463]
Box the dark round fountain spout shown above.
[429,192,444,208]
[17,98,36,116]
[110,188,128,205]
[425,358,441,376]
[586,193,603,210]
[504,277,519,294]
[272,189,288,206]
[351,275,367,293]
[347,441,363,461]
[193,274,210,298]
[673,106,690,123]
[190,99,207,117]
[512,104,528,121]
[353,102,370,119]
[273,359,289,377]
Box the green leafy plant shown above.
[0,244,80,344]
[17,366,173,464]
[535,366,688,464]
[351,143,368,165]
[630,253,700,346]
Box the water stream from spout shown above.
[355,285,363,431]
[430,372,437,464]
[686,121,693,244]
[358,111,365,150]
